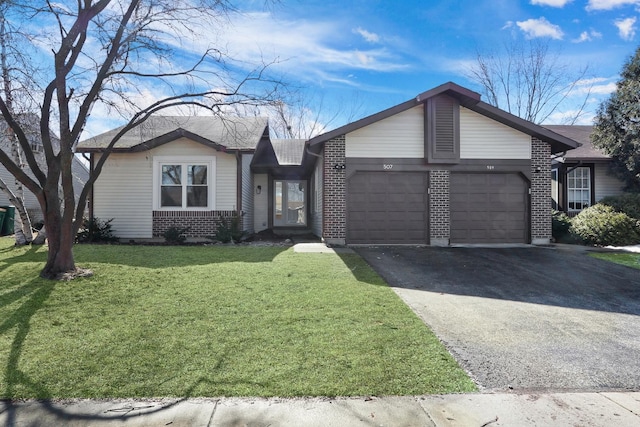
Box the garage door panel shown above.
[347,172,427,244]
[450,173,528,244]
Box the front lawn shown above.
[0,238,475,398]
[590,252,640,270]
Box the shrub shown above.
[570,204,640,246]
[162,226,190,244]
[212,215,244,243]
[600,193,640,220]
[76,217,119,243]
[552,210,572,241]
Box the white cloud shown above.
[573,77,618,94]
[531,0,573,7]
[615,17,637,40]
[156,12,409,87]
[516,17,564,39]
[586,0,640,11]
[353,27,380,43]
[502,21,514,30]
[572,29,603,42]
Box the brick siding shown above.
[531,137,551,244]
[152,210,239,238]
[323,136,346,245]
[429,170,450,245]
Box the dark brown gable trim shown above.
[425,94,460,164]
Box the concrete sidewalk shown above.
[2,392,640,426]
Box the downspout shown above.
[85,152,94,223]
[235,151,242,218]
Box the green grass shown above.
[590,252,640,269]
[0,237,475,399]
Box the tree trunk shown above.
[39,185,77,279]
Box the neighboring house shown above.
[546,125,626,215]
[0,115,90,224]
[77,82,579,245]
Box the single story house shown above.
[77,82,579,245]
[546,125,626,215]
[0,116,90,224]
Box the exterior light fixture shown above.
[256,185,262,194]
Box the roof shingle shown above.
[77,116,268,151]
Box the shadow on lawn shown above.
[1,278,55,425]
[0,244,44,275]
[0,278,251,425]
[73,244,290,268]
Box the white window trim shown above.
[152,156,216,210]
[567,166,591,212]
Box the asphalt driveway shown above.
[354,246,640,392]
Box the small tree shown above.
[468,39,591,124]
[591,46,640,192]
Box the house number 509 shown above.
[486,165,495,170]
[383,164,393,170]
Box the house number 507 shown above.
[383,164,393,170]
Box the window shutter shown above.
[425,95,460,163]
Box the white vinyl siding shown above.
[94,138,237,238]
[346,106,424,158]
[311,154,323,237]
[94,152,153,238]
[253,173,268,232]
[241,154,254,233]
[594,163,625,202]
[459,107,531,159]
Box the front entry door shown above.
[274,180,306,227]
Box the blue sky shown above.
[23,0,639,138]
[206,0,640,129]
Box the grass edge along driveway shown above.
[590,252,640,270]
[0,238,475,399]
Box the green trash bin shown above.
[0,208,5,236]
[0,206,14,235]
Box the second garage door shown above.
[347,172,428,244]
[450,173,529,244]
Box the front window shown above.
[155,158,213,209]
[567,167,591,211]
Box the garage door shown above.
[450,173,528,244]
[347,172,427,244]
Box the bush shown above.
[552,210,572,241]
[76,217,119,243]
[570,204,640,246]
[212,215,244,243]
[600,193,640,220]
[162,226,190,244]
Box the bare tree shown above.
[0,3,40,245]
[0,0,282,279]
[263,90,366,139]
[468,39,592,124]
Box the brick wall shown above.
[323,136,346,245]
[152,210,239,239]
[531,137,551,244]
[429,170,450,245]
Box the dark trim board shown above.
[345,158,532,180]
